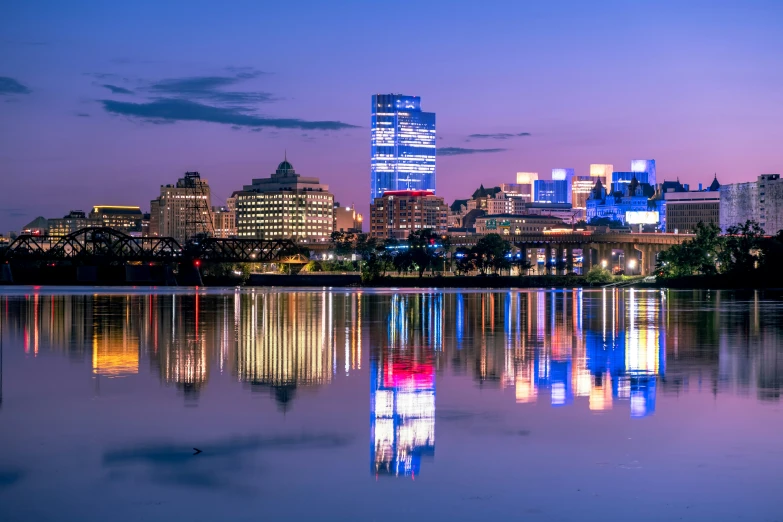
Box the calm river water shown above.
[0,287,782,521]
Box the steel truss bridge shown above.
[1,227,300,264]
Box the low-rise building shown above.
[90,205,144,236]
[48,210,100,236]
[664,176,721,233]
[370,190,448,240]
[474,214,564,235]
[21,216,49,236]
[235,158,334,241]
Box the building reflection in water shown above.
[2,287,783,413]
[371,294,438,478]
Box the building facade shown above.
[371,94,436,202]
[631,159,657,187]
[533,179,569,204]
[333,203,363,233]
[235,159,334,242]
[665,191,720,234]
[149,172,212,243]
[589,164,613,185]
[474,214,564,235]
[720,174,783,235]
[370,190,448,240]
[48,210,100,236]
[552,168,575,203]
[587,178,656,226]
[89,206,143,235]
[571,175,595,211]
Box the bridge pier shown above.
[0,264,12,283]
[566,246,574,274]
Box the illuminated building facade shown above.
[474,214,563,235]
[533,179,569,204]
[631,159,657,187]
[370,190,448,239]
[552,168,575,203]
[48,210,100,236]
[89,205,143,235]
[235,158,334,241]
[149,172,213,242]
[333,202,363,233]
[571,176,595,211]
[589,164,613,185]
[371,94,436,202]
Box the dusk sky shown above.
[1,0,782,233]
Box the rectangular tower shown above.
[371,94,436,203]
[631,159,656,187]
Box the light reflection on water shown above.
[0,287,782,521]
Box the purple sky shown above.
[1,0,782,233]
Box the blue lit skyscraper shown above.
[631,159,656,187]
[371,94,436,202]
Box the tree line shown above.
[656,221,783,280]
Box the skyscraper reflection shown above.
[371,293,438,478]
[2,288,783,413]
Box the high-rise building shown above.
[149,172,213,243]
[533,179,569,204]
[571,176,595,211]
[611,171,649,194]
[589,164,613,185]
[370,94,436,202]
[235,158,334,241]
[631,159,657,187]
[333,203,363,233]
[720,174,783,234]
[552,169,575,203]
[370,190,448,240]
[89,205,144,235]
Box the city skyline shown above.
[2,1,783,234]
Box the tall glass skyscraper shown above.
[371,94,436,202]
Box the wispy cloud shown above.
[102,84,133,95]
[76,113,91,117]
[467,132,531,140]
[148,70,273,105]
[0,77,31,95]
[438,147,506,156]
[100,98,358,130]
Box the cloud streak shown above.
[148,71,273,104]
[102,84,133,94]
[0,77,31,95]
[100,98,358,130]
[467,132,531,140]
[438,147,506,156]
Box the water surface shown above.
[0,287,782,521]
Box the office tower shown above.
[589,164,613,185]
[333,203,363,233]
[631,159,656,187]
[235,158,334,241]
[370,190,448,240]
[571,176,596,210]
[552,168,575,203]
[149,172,213,243]
[533,179,569,204]
[371,94,436,202]
[89,205,144,235]
[611,171,650,193]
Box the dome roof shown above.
[276,159,295,174]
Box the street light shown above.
[628,259,637,270]
[601,259,608,268]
